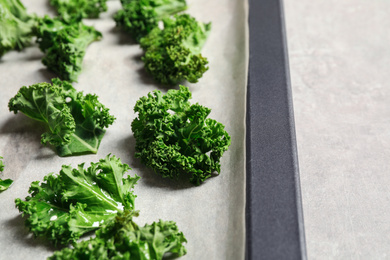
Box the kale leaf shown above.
[49,210,187,259]
[114,0,187,42]
[15,155,140,245]
[0,0,35,57]
[8,78,115,156]
[0,179,13,192]
[0,157,3,172]
[0,156,13,192]
[50,0,108,20]
[131,86,231,185]
[34,16,102,82]
[139,14,211,85]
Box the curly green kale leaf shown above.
[0,156,13,192]
[49,210,187,260]
[15,155,140,245]
[50,0,108,20]
[0,0,35,57]
[8,78,115,156]
[139,14,211,85]
[131,86,231,185]
[114,0,187,42]
[34,16,102,82]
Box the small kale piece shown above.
[15,155,140,245]
[139,14,211,85]
[8,78,115,156]
[0,156,4,172]
[49,0,108,20]
[114,0,187,42]
[49,210,187,260]
[0,0,35,57]
[0,156,13,192]
[0,179,13,192]
[34,16,102,82]
[131,86,231,185]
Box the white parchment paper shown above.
[0,0,248,259]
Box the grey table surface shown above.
[284,0,390,259]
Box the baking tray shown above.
[0,0,305,258]
[246,0,307,259]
